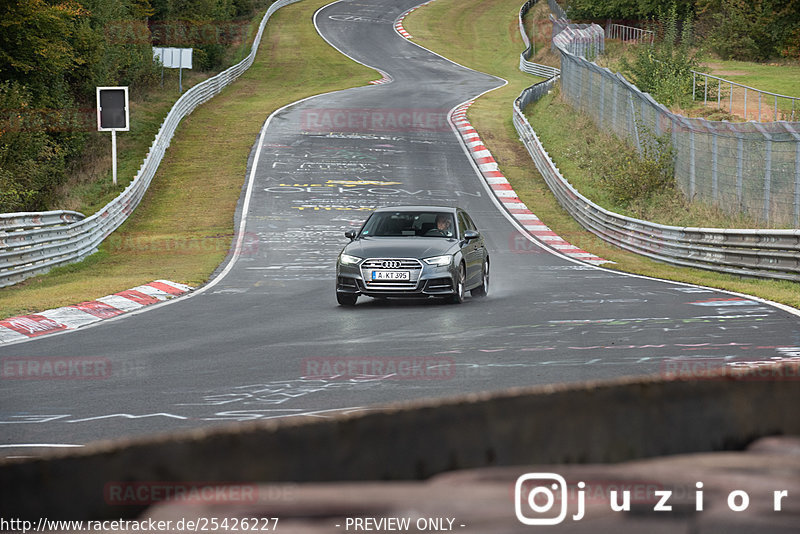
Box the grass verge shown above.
[527,89,773,228]
[0,0,376,318]
[701,60,800,99]
[404,0,800,310]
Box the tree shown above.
[696,0,800,60]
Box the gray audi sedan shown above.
[335,206,489,306]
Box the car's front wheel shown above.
[471,258,489,298]
[336,292,358,306]
[451,263,466,304]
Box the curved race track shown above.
[2,0,799,458]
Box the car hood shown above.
[344,237,459,260]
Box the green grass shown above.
[701,59,800,98]
[598,45,800,120]
[405,0,800,310]
[0,0,376,318]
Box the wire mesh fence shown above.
[514,4,800,281]
[556,28,800,227]
[551,18,604,58]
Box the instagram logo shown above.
[514,473,791,524]
[515,473,572,525]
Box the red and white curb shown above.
[369,69,392,85]
[452,102,609,265]
[0,280,193,343]
[394,0,435,39]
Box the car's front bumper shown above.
[336,261,457,298]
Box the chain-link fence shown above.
[551,17,604,58]
[515,2,800,280]
[558,52,800,227]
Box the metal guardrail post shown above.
[796,136,800,227]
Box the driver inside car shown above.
[425,214,454,237]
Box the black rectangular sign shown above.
[97,87,129,131]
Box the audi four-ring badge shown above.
[335,206,489,306]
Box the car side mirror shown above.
[464,230,480,241]
[345,229,357,241]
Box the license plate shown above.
[372,270,410,281]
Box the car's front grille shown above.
[361,259,423,270]
[361,258,423,290]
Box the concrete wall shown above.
[2,365,798,520]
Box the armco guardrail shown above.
[513,78,800,282]
[518,0,560,78]
[0,211,85,232]
[0,0,301,289]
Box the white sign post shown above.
[153,47,193,93]
[96,87,130,186]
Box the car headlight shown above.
[424,255,452,266]
[339,253,362,265]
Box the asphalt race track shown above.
[2,0,799,459]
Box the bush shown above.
[599,126,676,206]
[0,0,158,213]
[0,82,69,212]
[619,3,701,108]
[565,0,695,19]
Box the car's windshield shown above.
[360,211,456,238]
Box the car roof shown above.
[373,205,459,213]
